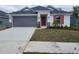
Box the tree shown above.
[73,6,79,26]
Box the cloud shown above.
[0,5,26,13]
[54,5,73,11]
[0,5,73,13]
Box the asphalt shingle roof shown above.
[46,5,58,11]
[11,6,71,14]
[20,7,29,11]
[0,10,8,18]
[11,6,37,14]
[12,10,37,14]
[31,6,50,10]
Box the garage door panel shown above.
[13,16,37,27]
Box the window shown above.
[54,15,64,24]
[55,15,61,24]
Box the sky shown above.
[0,5,73,13]
[0,0,79,13]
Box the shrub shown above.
[70,26,79,31]
[53,20,60,28]
[64,25,69,29]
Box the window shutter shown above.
[61,16,64,24]
[53,16,56,22]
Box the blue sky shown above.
[0,5,73,13]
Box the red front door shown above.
[41,15,47,26]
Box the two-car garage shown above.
[13,16,37,27]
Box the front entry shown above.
[41,15,47,26]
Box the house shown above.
[9,6,72,28]
[0,10,11,28]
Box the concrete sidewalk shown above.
[0,27,35,54]
[24,41,79,54]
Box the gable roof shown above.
[46,5,71,14]
[20,7,29,11]
[31,6,50,10]
[0,10,7,16]
[12,10,37,14]
[11,6,37,14]
[51,9,71,14]
[0,10,8,19]
[11,6,71,14]
[46,5,58,11]
[11,6,50,14]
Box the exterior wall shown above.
[9,13,71,28]
[50,14,71,27]
[9,14,37,27]
[13,16,37,27]
[50,16,54,27]
[70,16,79,26]
[37,10,51,27]
[0,17,11,28]
[10,14,37,16]
[10,12,51,28]
[9,15,13,27]
[63,15,70,27]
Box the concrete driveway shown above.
[0,27,35,54]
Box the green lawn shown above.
[30,28,79,42]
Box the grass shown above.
[30,28,79,42]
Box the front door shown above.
[41,15,47,26]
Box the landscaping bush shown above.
[53,20,59,27]
[53,20,64,29]
[64,25,69,29]
[66,25,79,31]
[72,26,79,30]
[52,20,79,31]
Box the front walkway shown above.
[24,41,79,54]
[0,27,35,54]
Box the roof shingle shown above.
[11,6,71,14]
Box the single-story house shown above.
[9,6,72,28]
[0,10,11,28]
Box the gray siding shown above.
[0,17,11,27]
[70,17,76,26]
[13,16,37,27]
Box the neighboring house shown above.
[70,11,79,26]
[0,10,11,28]
[70,15,76,26]
[9,6,72,28]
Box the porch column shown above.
[9,15,13,27]
[37,14,41,27]
[47,14,51,27]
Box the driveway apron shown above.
[0,27,35,54]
